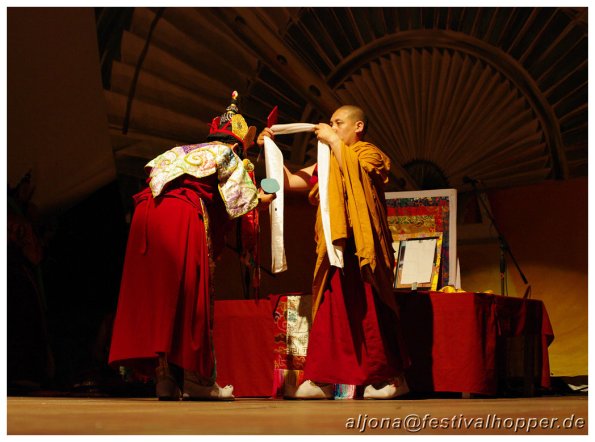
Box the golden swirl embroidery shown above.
[184,148,217,167]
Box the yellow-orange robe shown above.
[310,141,397,316]
[304,141,409,385]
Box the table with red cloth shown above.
[211,298,275,397]
[213,291,554,397]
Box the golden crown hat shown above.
[208,91,256,153]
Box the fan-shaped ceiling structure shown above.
[97,7,587,191]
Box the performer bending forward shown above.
[109,93,274,401]
[258,105,410,399]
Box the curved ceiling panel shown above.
[336,48,551,189]
[100,7,586,191]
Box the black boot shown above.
[155,355,182,401]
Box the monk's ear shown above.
[354,120,365,135]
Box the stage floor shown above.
[7,395,587,435]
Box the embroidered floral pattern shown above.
[146,142,258,219]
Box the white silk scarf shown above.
[263,136,287,273]
[268,123,343,269]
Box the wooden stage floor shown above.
[7,395,588,435]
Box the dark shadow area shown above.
[396,291,435,392]
[7,179,154,397]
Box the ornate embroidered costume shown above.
[109,93,258,397]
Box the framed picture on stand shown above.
[386,189,457,289]
[393,232,443,290]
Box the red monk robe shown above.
[109,142,258,381]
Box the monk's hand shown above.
[257,127,275,148]
[257,187,276,210]
[314,123,341,146]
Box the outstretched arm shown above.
[286,163,316,191]
[257,128,316,191]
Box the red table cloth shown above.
[396,291,553,395]
[213,291,554,397]
[213,299,274,397]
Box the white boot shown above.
[363,376,410,399]
[288,380,334,399]
[182,370,235,401]
[182,382,235,401]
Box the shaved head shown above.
[336,105,368,136]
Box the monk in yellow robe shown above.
[258,105,410,399]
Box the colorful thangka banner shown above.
[385,189,457,289]
[271,294,355,399]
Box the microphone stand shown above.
[468,180,531,298]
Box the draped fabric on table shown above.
[211,292,554,397]
[213,299,275,397]
[271,294,310,398]
[397,291,554,395]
